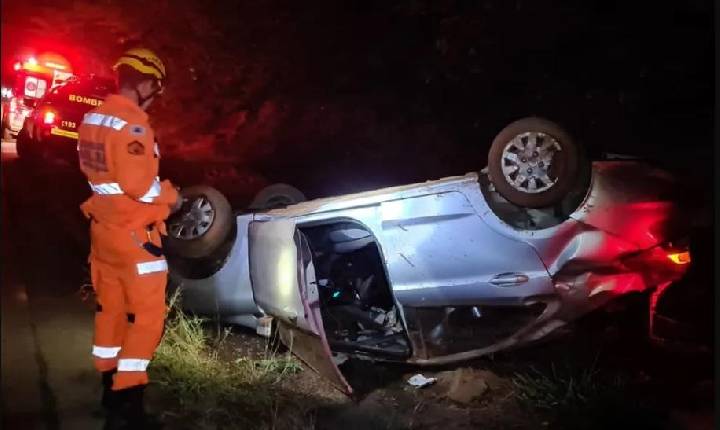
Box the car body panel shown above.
[371,191,553,307]
[171,161,689,383]
[249,220,352,393]
[569,162,682,248]
[249,219,308,327]
[468,162,683,273]
[265,174,478,219]
[271,182,555,308]
[170,216,259,322]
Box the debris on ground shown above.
[407,373,437,388]
[433,368,506,404]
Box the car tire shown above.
[163,185,234,259]
[249,183,306,210]
[487,117,589,208]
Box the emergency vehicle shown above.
[2,53,74,140]
[16,74,116,164]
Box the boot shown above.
[104,385,163,430]
[101,369,117,410]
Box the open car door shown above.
[249,218,353,394]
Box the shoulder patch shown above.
[129,125,146,136]
[127,141,146,155]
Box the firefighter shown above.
[77,47,181,429]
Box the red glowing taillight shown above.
[662,238,691,266]
[43,110,57,125]
[667,251,691,265]
[621,239,691,285]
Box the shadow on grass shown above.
[149,292,319,429]
[512,360,675,430]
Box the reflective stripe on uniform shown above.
[89,177,161,202]
[89,181,124,195]
[136,259,167,275]
[138,178,162,203]
[92,345,121,359]
[117,358,150,372]
[83,113,128,130]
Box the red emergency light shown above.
[12,53,73,76]
[44,61,67,70]
[43,110,57,125]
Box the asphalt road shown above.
[1,139,102,429]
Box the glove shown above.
[170,195,186,214]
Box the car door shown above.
[249,218,352,394]
[378,191,555,308]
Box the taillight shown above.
[667,251,691,265]
[43,111,56,125]
[662,239,691,265]
[39,108,58,126]
[621,239,690,285]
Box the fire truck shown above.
[2,53,74,140]
[17,73,115,164]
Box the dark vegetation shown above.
[2,0,712,200]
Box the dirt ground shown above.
[150,295,712,430]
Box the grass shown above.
[512,358,668,430]
[149,290,309,429]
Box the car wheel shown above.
[487,117,589,208]
[163,185,234,259]
[249,183,306,210]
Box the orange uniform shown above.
[78,94,178,391]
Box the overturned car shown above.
[165,118,690,394]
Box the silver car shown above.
[166,118,690,394]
